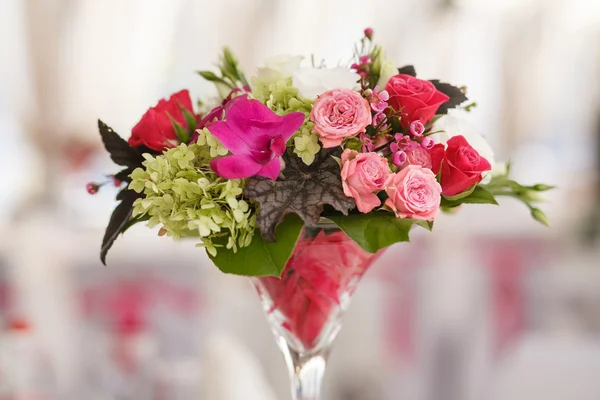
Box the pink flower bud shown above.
[364,27,374,40]
[410,120,425,137]
[86,182,99,195]
[421,136,434,150]
[392,151,407,167]
[373,112,387,128]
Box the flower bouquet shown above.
[90,29,550,399]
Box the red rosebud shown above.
[434,135,492,197]
[128,90,195,151]
[385,75,449,128]
[364,27,374,40]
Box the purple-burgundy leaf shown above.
[244,148,356,241]
[98,120,145,167]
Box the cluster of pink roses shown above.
[340,148,442,220]
[308,72,492,220]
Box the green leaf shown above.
[121,213,151,234]
[100,189,143,265]
[208,214,304,277]
[397,65,417,77]
[98,120,145,168]
[168,115,190,143]
[114,167,136,183]
[441,185,498,208]
[430,80,468,114]
[442,183,477,202]
[181,107,198,136]
[328,212,429,253]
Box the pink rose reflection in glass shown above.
[253,225,384,352]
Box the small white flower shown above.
[292,67,361,99]
[252,55,304,91]
[264,55,304,77]
[432,110,496,183]
[378,60,397,88]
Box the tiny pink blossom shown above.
[384,165,441,221]
[373,112,387,130]
[310,89,372,148]
[351,56,372,79]
[341,149,391,213]
[209,97,304,180]
[392,134,419,152]
[364,27,374,40]
[360,132,374,153]
[409,120,425,137]
[368,85,389,114]
[392,151,407,167]
[421,136,435,150]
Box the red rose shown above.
[430,135,492,197]
[385,74,449,127]
[128,90,194,151]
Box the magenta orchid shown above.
[208,97,304,180]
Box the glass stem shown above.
[278,337,329,400]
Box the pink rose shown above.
[402,148,433,170]
[341,149,391,213]
[310,89,372,148]
[385,165,441,221]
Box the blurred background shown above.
[1,0,599,399]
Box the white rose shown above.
[377,60,397,88]
[432,110,496,183]
[263,55,304,77]
[292,67,361,99]
[253,55,304,92]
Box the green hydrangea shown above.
[196,128,228,158]
[128,143,256,256]
[251,73,320,165]
[294,123,321,165]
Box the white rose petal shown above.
[377,60,397,88]
[292,67,360,99]
[264,55,304,77]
